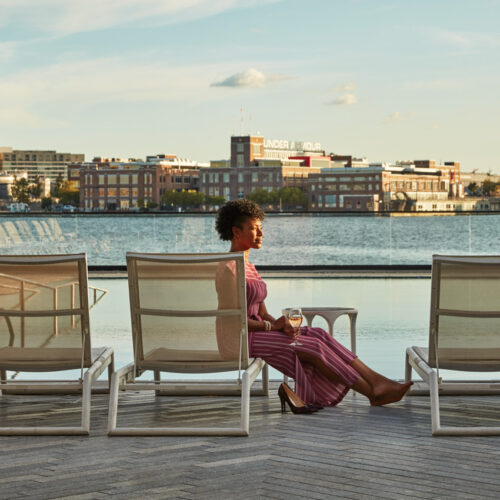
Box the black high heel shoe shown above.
[278,383,319,414]
[281,382,324,411]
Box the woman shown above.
[215,199,412,412]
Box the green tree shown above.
[246,188,271,206]
[41,196,53,210]
[146,200,158,210]
[277,187,308,210]
[467,182,478,193]
[162,190,205,210]
[58,181,80,205]
[205,195,226,207]
[53,173,64,198]
[482,180,497,196]
[29,175,43,199]
[11,177,30,204]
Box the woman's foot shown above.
[370,380,413,406]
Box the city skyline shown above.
[1,0,499,171]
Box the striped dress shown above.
[246,261,359,406]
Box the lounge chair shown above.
[0,254,114,435]
[107,252,269,436]
[405,255,500,435]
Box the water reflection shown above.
[2,214,500,265]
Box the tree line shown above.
[467,180,500,197]
[161,190,225,209]
[161,187,308,211]
[10,174,79,209]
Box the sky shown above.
[0,0,499,172]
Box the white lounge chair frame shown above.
[108,252,269,436]
[405,255,500,436]
[0,254,114,435]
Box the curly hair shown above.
[215,199,265,241]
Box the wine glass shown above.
[286,307,303,346]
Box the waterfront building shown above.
[308,160,464,212]
[0,147,84,183]
[71,155,205,211]
[201,135,325,201]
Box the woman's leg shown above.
[296,351,374,400]
[296,351,412,405]
[350,358,412,405]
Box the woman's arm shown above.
[258,301,275,323]
[247,301,298,337]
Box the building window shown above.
[238,173,243,183]
[223,173,229,183]
[252,173,258,182]
[325,194,336,208]
[237,154,244,168]
[237,143,244,153]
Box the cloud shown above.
[383,111,416,124]
[0,57,254,127]
[0,0,276,38]
[210,68,288,88]
[386,111,401,122]
[327,93,358,106]
[403,79,460,90]
[334,82,356,92]
[425,28,500,48]
[0,41,19,61]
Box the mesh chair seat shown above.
[412,346,500,372]
[138,347,255,372]
[0,346,109,371]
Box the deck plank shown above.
[1,382,500,499]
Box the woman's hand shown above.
[271,316,300,339]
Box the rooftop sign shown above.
[264,139,322,152]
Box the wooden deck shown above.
[1,382,500,499]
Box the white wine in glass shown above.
[287,307,303,346]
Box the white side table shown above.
[282,307,358,387]
[301,307,358,355]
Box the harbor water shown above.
[1,213,499,265]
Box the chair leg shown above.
[107,354,115,391]
[80,370,92,434]
[405,350,412,384]
[429,370,441,435]
[107,369,122,434]
[154,370,161,397]
[240,370,250,436]
[261,363,269,396]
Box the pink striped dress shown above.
[246,261,359,406]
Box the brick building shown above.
[201,135,325,201]
[70,156,203,211]
[308,160,463,212]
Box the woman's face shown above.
[232,217,263,250]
